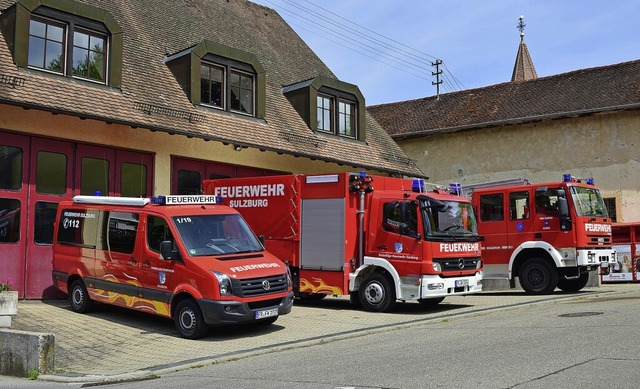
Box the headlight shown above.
[432,262,442,272]
[286,266,292,289]
[212,271,233,296]
[476,259,483,270]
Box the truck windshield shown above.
[424,200,478,236]
[172,214,263,256]
[570,186,608,217]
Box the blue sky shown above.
[251,0,639,105]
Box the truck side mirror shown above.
[557,197,572,231]
[160,240,181,262]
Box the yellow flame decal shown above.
[299,277,343,295]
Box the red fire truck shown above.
[463,174,615,294]
[602,222,640,283]
[203,172,483,312]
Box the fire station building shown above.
[0,0,423,298]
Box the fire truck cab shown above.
[52,195,294,339]
[467,174,615,294]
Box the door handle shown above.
[377,246,387,250]
[129,257,138,264]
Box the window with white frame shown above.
[317,94,333,132]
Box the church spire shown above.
[511,15,538,82]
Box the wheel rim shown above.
[71,286,84,308]
[527,268,545,287]
[179,308,196,333]
[364,281,385,306]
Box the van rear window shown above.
[56,209,139,253]
[56,208,100,248]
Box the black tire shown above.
[418,297,445,307]
[519,257,559,294]
[174,299,208,339]
[349,291,362,308]
[359,272,396,312]
[69,279,93,313]
[557,272,590,292]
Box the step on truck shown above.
[52,195,294,339]
[203,172,483,312]
[462,174,616,294]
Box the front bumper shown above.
[198,291,295,327]
[419,272,483,298]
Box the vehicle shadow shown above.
[40,298,287,341]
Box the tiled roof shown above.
[0,0,424,177]
[368,59,640,139]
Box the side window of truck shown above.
[106,211,139,254]
[381,201,418,237]
[147,215,174,253]
[509,191,530,220]
[56,208,100,248]
[479,194,504,221]
[535,188,560,216]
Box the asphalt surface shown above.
[8,283,637,385]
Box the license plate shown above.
[455,279,469,287]
[255,308,278,320]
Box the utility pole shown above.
[431,59,443,99]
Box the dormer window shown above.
[28,16,107,83]
[284,76,366,141]
[200,60,255,115]
[0,1,123,88]
[167,40,265,119]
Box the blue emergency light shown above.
[412,179,425,193]
[449,183,462,196]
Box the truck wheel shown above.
[418,297,445,307]
[519,257,558,294]
[359,272,395,312]
[174,299,208,339]
[557,272,589,292]
[69,279,93,313]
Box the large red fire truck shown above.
[462,174,615,294]
[203,172,483,312]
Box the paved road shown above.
[3,284,638,387]
[97,287,640,389]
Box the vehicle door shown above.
[370,199,422,275]
[137,213,181,317]
[476,192,509,278]
[507,189,535,254]
[93,210,141,309]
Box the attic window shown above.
[28,16,108,83]
[0,1,123,88]
[200,60,255,115]
[166,40,266,119]
[283,77,366,141]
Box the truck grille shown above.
[234,274,288,297]
[586,235,611,246]
[433,257,480,272]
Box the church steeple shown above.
[511,15,538,82]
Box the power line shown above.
[259,0,465,95]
